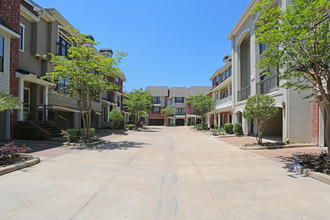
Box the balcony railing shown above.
[237,86,251,102]
[215,95,232,109]
[257,75,279,94]
[175,112,186,115]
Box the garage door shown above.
[149,119,164,126]
[175,119,185,126]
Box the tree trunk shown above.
[325,103,330,158]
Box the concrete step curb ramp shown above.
[292,163,330,185]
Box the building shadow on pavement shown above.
[0,140,64,154]
[70,141,147,151]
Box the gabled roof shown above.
[170,87,191,97]
[227,0,259,40]
[190,86,212,96]
[146,86,169,96]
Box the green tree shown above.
[161,105,175,125]
[124,89,153,127]
[243,94,278,144]
[0,91,20,112]
[108,109,124,131]
[254,0,330,153]
[186,94,215,123]
[44,27,126,141]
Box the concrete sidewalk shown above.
[0,126,329,220]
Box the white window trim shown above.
[19,23,25,52]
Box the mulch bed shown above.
[0,154,32,167]
[293,151,330,175]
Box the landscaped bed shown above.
[0,141,40,175]
[293,151,330,175]
[240,142,317,150]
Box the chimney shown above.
[99,48,113,58]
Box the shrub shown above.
[224,123,233,134]
[234,123,243,134]
[66,128,96,143]
[109,109,124,130]
[0,141,31,166]
[214,124,218,129]
[13,126,43,140]
[218,128,225,135]
[195,122,209,130]
[211,129,218,136]
[126,124,134,130]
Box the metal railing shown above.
[256,75,279,94]
[237,86,251,102]
[215,95,232,109]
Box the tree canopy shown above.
[243,94,278,144]
[124,89,153,127]
[186,94,215,122]
[254,0,329,152]
[44,27,127,140]
[0,91,20,112]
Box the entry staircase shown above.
[31,121,66,142]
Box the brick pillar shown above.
[0,0,21,136]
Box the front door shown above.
[23,88,30,120]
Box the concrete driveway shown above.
[0,126,329,220]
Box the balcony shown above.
[215,95,232,109]
[237,86,251,102]
[257,75,279,94]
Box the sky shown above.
[39,0,250,92]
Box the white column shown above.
[218,113,221,128]
[5,110,10,140]
[250,30,257,96]
[43,85,49,121]
[107,104,110,122]
[18,78,24,121]
[207,116,211,128]
[214,113,216,125]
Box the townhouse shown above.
[0,0,128,140]
[146,86,211,126]
[226,0,325,145]
[206,55,233,128]
[0,0,21,140]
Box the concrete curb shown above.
[218,134,243,138]
[292,163,330,185]
[0,156,40,176]
[64,140,104,147]
[239,143,317,150]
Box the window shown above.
[259,43,266,54]
[116,95,121,107]
[221,73,225,82]
[19,24,25,51]
[176,108,185,115]
[103,106,108,121]
[58,34,71,57]
[175,97,184,103]
[225,70,229,78]
[216,75,220,85]
[57,78,70,94]
[116,77,120,86]
[0,36,3,72]
[229,67,232,76]
[152,107,160,114]
[154,96,160,104]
